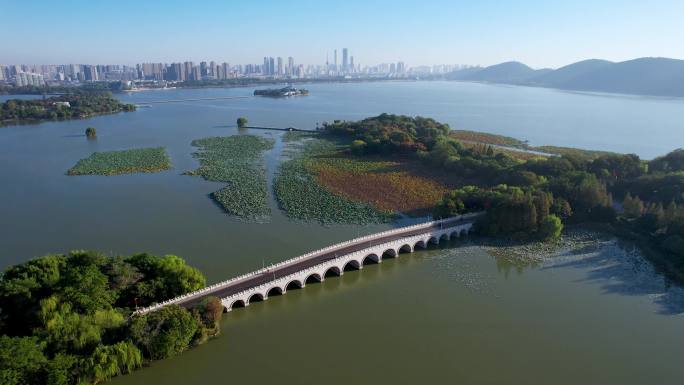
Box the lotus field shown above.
[275,159,393,224]
[310,156,448,215]
[67,147,172,175]
[187,135,274,221]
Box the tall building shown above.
[184,62,194,80]
[342,48,348,71]
[263,57,270,75]
[83,65,98,81]
[269,57,275,76]
[287,57,294,76]
[222,62,230,79]
[350,56,355,72]
[192,66,201,81]
[277,57,283,76]
[334,49,338,69]
[209,61,216,78]
[168,62,185,81]
[397,61,405,74]
[200,61,208,77]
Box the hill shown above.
[449,57,684,97]
[460,61,550,84]
[527,59,614,86]
[552,57,684,96]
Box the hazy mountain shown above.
[551,57,684,96]
[460,61,549,83]
[449,57,684,97]
[528,59,614,86]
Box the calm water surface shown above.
[1,82,683,384]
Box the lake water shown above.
[1,81,684,384]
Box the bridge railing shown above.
[218,223,475,306]
[132,213,482,315]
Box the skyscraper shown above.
[184,62,194,80]
[334,49,338,69]
[269,57,275,76]
[350,56,355,72]
[222,62,230,79]
[83,65,98,81]
[342,48,348,71]
[288,57,294,76]
[277,57,283,76]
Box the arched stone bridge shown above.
[134,213,482,315]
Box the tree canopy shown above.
[0,251,216,384]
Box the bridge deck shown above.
[173,219,472,309]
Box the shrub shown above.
[85,127,97,139]
[236,117,248,128]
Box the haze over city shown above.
[1,0,683,67]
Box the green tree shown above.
[128,305,200,360]
[622,193,644,219]
[237,116,248,128]
[86,341,142,384]
[194,296,223,330]
[350,140,367,155]
[538,214,563,240]
[0,336,47,385]
[552,197,573,219]
[45,354,79,385]
[85,127,97,139]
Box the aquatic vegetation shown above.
[276,133,447,219]
[274,138,394,224]
[282,130,319,142]
[275,158,393,224]
[187,135,274,221]
[310,157,448,215]
[67,147,171,176]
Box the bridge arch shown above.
[414,240,426,250]
[440,233,450,242]
[363,253,380,265]
[428,236,439,245]
[286,279,303,290]
[267,286,283,297]
[305,273,323,284]
[382,248,397,259]
[450,230,460,239]
[230,299,246,310]
[399,244,413,254]
[324,266,342,277]
[248,293,264,304]
[343,259,361,271]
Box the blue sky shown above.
[1,0,682,68]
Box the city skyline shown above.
[1,0,683,68]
